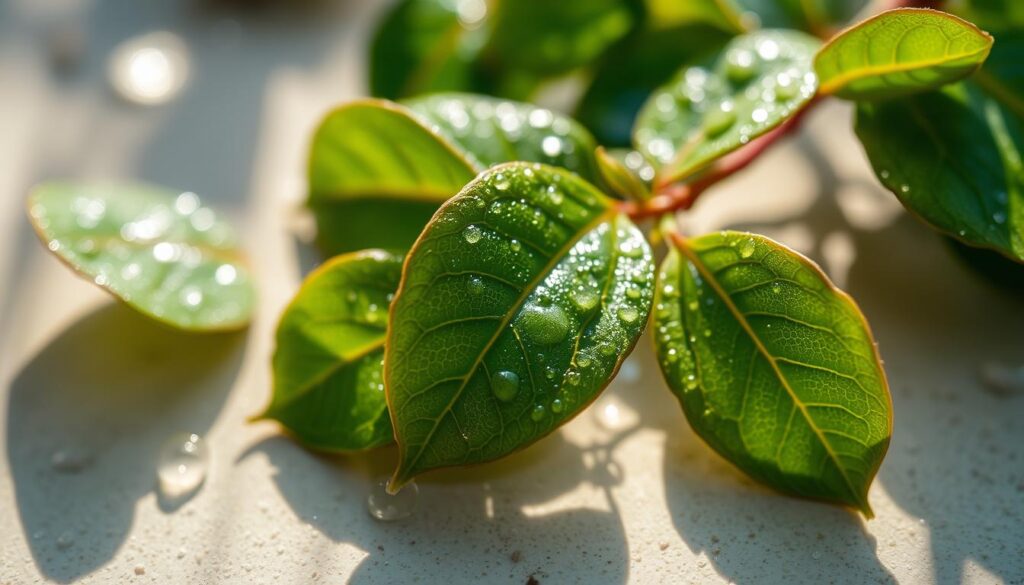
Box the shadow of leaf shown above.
[6,303,246,583]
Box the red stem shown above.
[622,97,820,220]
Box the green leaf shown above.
[484,0,635,77]
[634,30,820,185]
[815,8,993,101]
[576,22,733,146]
[262,250,401,452]
[973,29,1024,118]
[644,0,749,33]
[948,0,1024,31]
[27,182,255,332]
[369,0,492,99]
[595,146,650,201]
[307,99,477,256]
[385,162,654,490]
[855,82,1024,262]
[654,231,891,516]
[404,93,600,181]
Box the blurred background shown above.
[1,1,1022,583]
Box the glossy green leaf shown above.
[634,30,820,185]
[595,146,650,201]
[856,82,1024,262]
[369,0,492,99]
[654,231,891,515]
[307,99,477,256]
[404,93,600,181]
[815,9,993,100]
[385,162,654,490]
[27,183,255,332]
[576,22,733,146]
[262,250,402,452]
[485,0,635,77]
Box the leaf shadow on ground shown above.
[655,123,1024,584]
[241,421,634,585]
[5,303,247,583]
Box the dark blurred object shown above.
[47,22,87,75]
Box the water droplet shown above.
[56,531,74,550]
[518,303,570,344]
[626,286,642,300]
[492,370,520,402]
[367,478,418,521]
[467,275,485,295]
[774,72,797,100]
[880,169,891,180]
[531,404,546,422]
[725,48,757,83]
[702,102,736,137]
[993,211,1006,224]
[215,264,237,286]
[899,184,911,194]
[739,238,756,258]
[494,173,510,191]
[685,374,698,390]
[180,286,203,309]
[577,354,593,368]
[757,39,780,61]
[542,136,563,157]
[617,306,639,324]
[550,398,565,414]
[463,224,483,244]
[703,328,712,338]
[570,287,599,313]
[751,108,769,124]
[157,432,209,500]
[509,239,522,252]
[544,367,557,380]
[565,369,581,386]
[771,282,782,294]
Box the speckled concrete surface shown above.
[1,2,1022,584]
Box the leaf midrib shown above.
[392,207,616,485]
[673,234,869,514]
[819,44,990,95]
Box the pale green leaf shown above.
[27,182,255,332]
[815,8,993,100]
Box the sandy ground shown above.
[1,1,1022,583]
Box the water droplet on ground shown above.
[157,432,209,501]
[367,478,418,521]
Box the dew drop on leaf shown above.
[617,306,639,324]
[491,370,520,402]
[467,275,485,295]
[739,238,756,258]
[702,102,736,137]
[463,224,483,244]
[531,404,546,422]
[518,303,569,344]
[570,287,599,313]
[550,398,565,414]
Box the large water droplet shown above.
[518,303,570,344]
[492,370,520,402]
[463,224,483,244]
[157,432,209,500]
[617,306,639,324]
[550,398,565,414]
[570,287,599,313]
[367,478,418,521]
[493,173,510,191]
[739,237,756,258]
[531,404,547,422]
[702,102,736,137]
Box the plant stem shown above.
[622,97,820,221]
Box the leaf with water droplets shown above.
[856,80,1024,262]
[260,250,401,451]
[369,0,492,99]
[634,30,820,185]
[404,93,600,181]
[815,9,992,101]
[308,99,477,256]
[385,163,654,490]
[653,231,892,516]
[27,182,254,332]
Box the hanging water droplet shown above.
[702,102,736,137]
[367,478,418,521]
[531,404,547,422]
[157,433,209,500]
[463,224,483,244]
[617,306,639,324]
[518,303,570,344]
[491,370,520,402]
[739,238,756,258]
[467,275,485,295]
